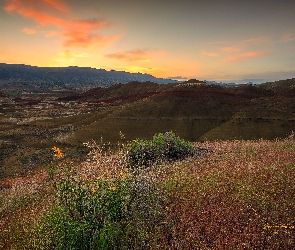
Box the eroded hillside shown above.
[1,80,295,178]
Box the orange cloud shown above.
[60,50,89,58]
[223,50,271,63]
[201,51,219,57]
[208,36,270,47]
[43,0,68,12]
[4,0,67,16]
[45,30,60,37]
[205,36,272,64]
[209,36,271,54]
[54,50,89,65]
[22,27,36,34]
[220,46,243,53]
[281,32,295,43]
[4,0,117,48]
[239,36,271,45]
[105,49,159,62]
[121,65,167,75]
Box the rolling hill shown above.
[1,78,295,178]
[61,81,295,144]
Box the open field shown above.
[0,79,295,248]
[0,136,294,249]
[1,80,295,178]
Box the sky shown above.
[1,0,295,83]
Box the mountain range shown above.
[0,63,178,92]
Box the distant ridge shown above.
[0,63,178,91]
[259,78,295,90]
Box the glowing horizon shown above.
[1,0,295,83]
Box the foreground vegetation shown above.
[1,132,295,249]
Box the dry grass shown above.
[0,136,295,249]
[157,137,295,249]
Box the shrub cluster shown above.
[123,131,195,168]
[27,170,165,249]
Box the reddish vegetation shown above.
[0,172,47,190]
[1,138,295,248]
[158,139,295,249]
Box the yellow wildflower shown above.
[91,189,97,195]
[52,146,63,158]
[109,187,117,191]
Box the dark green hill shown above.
[65,83,291,144]
[201,96,295,140]
[58,81,173,103]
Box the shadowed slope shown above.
[66,84,273,144]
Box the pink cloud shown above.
[205,36,272,64]
[105,49,159,62]
[44,30,60,37]
[239,36,271,45]
[223,50,271,63]
[220,46,243,53]
[201,51,219,57]
[210,36,271,53]
[281,32,295,43]
[208,36,270,47]
[43,0,68,12]
[22,27,36,34]
[4,0,117,48]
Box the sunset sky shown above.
[1,0,295,83]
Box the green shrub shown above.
[26,170,166,249]
[123,131,195,168]
[23,175,129,250]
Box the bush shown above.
[28,176,130,250]
[25,170,166,249]
[123,131,195,168]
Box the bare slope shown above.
[202,81,295,140]
[66,84,276,144]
